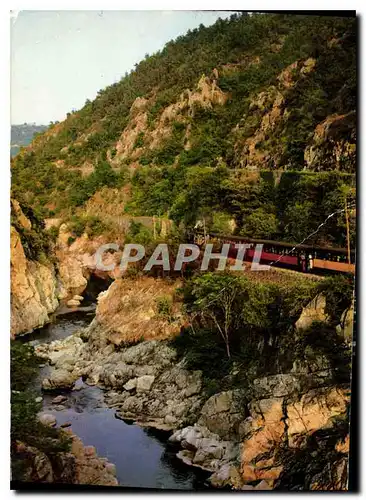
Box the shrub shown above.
[125,220,153,246]
[155,295,173,321]
[133,131,145,149]
[240,208,279,239]
[68,215,87,237]
[46,225,59,242]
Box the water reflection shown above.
[20,311,91,345]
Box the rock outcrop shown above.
[304,112,356,171]
[11,221,59,338]
[92,277,185,346]
[111,72,228,166]
[14,432,118,486]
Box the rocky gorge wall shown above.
[10,200,61,338]
[10,201,117,337]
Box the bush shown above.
[240,208,279,239]
[133,131,145,149]
[155,295,173,321]
[46,225,59,242]
[85,216,108,237]
[125,220,153,246]
[68,215,88,237]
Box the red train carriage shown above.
[207,233,355,274]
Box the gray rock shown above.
[55,405,66,411]
[123,378,137,391]
[238,418,254,439]
[54,354,76,371]
[200,391,233,416]
[52,394,68,404]
[35,396,43,403]
[136,375,155,393]
[198,391,242,439]
[253,373,302,398]
[33,451,54,482]
[38,413,57,427]
[164,414,177,425]
[210,464,243,488]
[42,369,77,390]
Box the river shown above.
[20,309,210,490]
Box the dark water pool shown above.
[20,309,210,490]
[41,385,209,490]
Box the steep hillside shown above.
[11,13,356,247]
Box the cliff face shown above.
[10,200,118,337]
[93,276,184,347]
[10,209,59,337]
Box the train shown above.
[193,231,356,275]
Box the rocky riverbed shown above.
[33,312,351,490]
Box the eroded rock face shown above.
[93,277,185,346]
[240,397,286,484]
[110,72,227,165]
[286,386,349,447]
[295,294,327,331]
[304,112,356,172]
[11,225,59,337]
[239,385,350,488]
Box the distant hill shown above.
[11,124,47,156]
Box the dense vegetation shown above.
[11,13,356,249]
[171,272,353,395]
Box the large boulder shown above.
[295,295,327,331]
[198,391,243,440]
[136,375,155,393]
[38,413,57,427]
[123,378,137,391]
[42,369,78,390]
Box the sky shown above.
[11,10,232,125]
